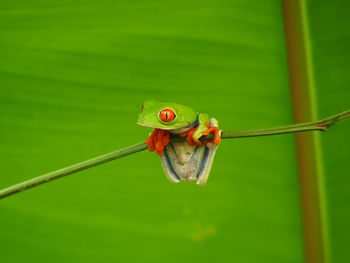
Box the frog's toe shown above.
[212,127,221,144]
[201,121,221,145]
[201,122,213,135]
[146,129,170,155]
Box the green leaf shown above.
[0,1,348,263]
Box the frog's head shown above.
[137,100,198,130]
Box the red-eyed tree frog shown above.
[137,100,221,186]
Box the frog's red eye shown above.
[159,108,176,122]
[141,105,144,111]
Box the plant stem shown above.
[0,142,148,199]
[0,109,349,200]
[221,109,350,138]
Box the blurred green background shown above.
[0,0,349,263]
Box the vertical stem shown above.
[282,1,329,263]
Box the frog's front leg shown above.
[193,113,221,145]
[179,113,221,145]
[146,129,170,155]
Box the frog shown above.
[137,100,221,186]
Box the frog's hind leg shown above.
[196,118,220,186]
[159,146,181,183]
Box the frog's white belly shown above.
[159,118,219,186]
[163,142,207,182]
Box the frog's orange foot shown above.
[146,129,170,155]
[202,122,221,144]
[179,127,202,146]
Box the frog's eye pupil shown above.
[159,109,176,122]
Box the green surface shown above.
[308,1,350,262]
[0,0,348,262]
